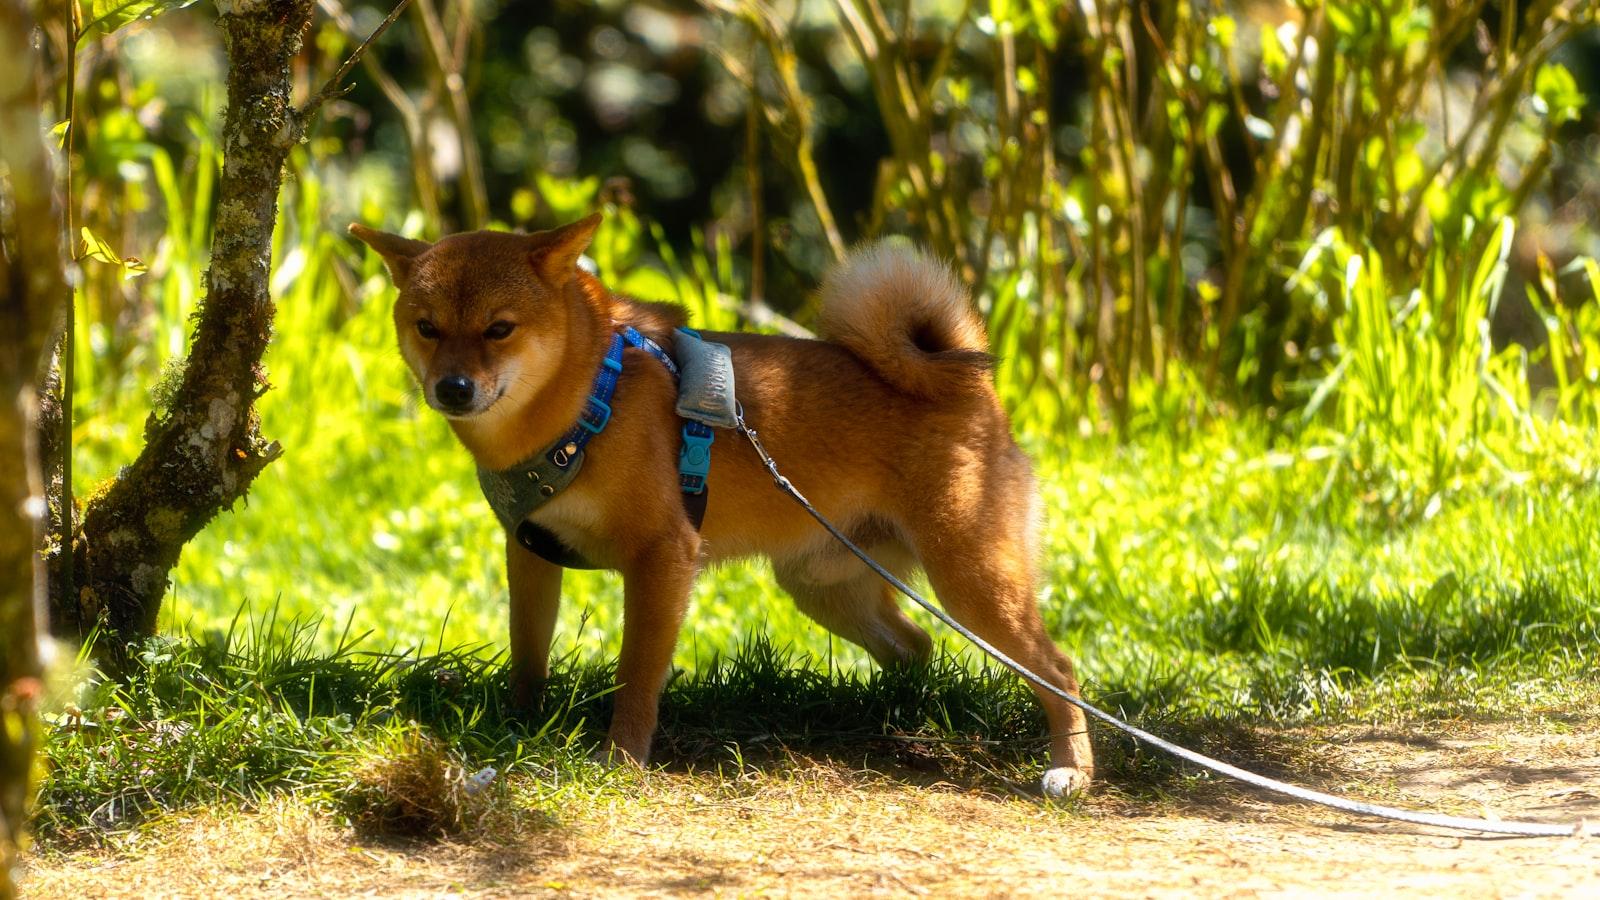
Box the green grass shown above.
[35,594,1597,842]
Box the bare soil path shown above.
[21,718,1600,898]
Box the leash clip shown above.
[735,406,804,501]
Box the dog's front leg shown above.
[605,533,700,765]
[507,533,564,712]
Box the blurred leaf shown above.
[946,77,971,107]
[1101,45,1124,77]
[1394,149,1423,195]
[1362,136,1384,172]
[78,226,148,279]
[1325,0,1377,50]
[81,0,200,38]
[1389,5,1432,51]
[1424,181,1454,232]
[1467,178,1513,224]
[1208,15,1236,49]
[1324,1,1357,37]
[1026,0,1059,49]
[1260,24,1289,77]
[535,173,600,222]
[1016,67,1038,96]
[616,267,678,304]
[79,226,119,264]
[510,189,537,224]
[1533,63,1586,126]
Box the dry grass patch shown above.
[337,727,490,840]
[22,722,1600,898]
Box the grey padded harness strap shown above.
[477,446,586,533]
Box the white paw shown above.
[1041,766,1092,799]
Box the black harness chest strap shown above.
[514,520,600,569]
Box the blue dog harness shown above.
[476,326,735,569]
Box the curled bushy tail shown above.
[816,242,991,398]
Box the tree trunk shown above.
[50,0,322,653]
[0,0,69,891]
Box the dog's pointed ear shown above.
[349,223,431,287]
[529,213,602,284]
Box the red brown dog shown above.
[351,215,1095,795]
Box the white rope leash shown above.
[735,414,1591,838]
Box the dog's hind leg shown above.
[774,548,932,667]
[904,484,1095,795]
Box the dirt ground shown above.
[20,719,1600,899]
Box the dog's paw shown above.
[1040,766,1093,799]
[590,741,648,769]
[507,669,546,718]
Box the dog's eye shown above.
[416,319,440,340]
[484,321,515,340]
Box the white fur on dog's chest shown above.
[526,483,618,565]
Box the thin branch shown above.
[451,0,474,63]
[297,0,413,127]
[710,3,846,261]
[317,0,441,225]
[917,0,975,111]
[1396,18,1577,242]
[414,0,487,227]
[743,71,766,309]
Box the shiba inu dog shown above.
[349,215,1095,795]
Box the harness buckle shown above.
[577,396,613,434]
[678,424,714,494]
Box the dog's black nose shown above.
[435,375,476,410]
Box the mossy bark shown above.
[0,0,69,892]
[49,0,318,655]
